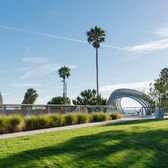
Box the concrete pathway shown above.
[0,117,148,139]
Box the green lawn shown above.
[0,119,168,168]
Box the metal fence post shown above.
[3,105,7,115]
[27,106,32,115]
[47,106,51,114]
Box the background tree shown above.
[87,26,106,96]
[148,68,168,108]
[73,89,106,105]
[58,66,71,104]
[142,93,155,109]
[22,88,38,104]
[48,96,71,105]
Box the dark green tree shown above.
[149,68,168,108]
[22,88,38,104]
[142,93,155,109]
[58,66,71,104]
[87,26,106,96]
[48,96,71,105]
[73,89,106,105]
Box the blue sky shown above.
[0,0,168,105]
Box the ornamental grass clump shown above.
[110,112,122,120]
[25,115,38,130]
[76,113,90,124]
[36,115,51,129]
[0,115,10,134]
[0,111,122,134]
[64,113,78,125]
[91,112,109,122]
[25,115,51,130]
[49,114,64,127]
[9,115,24,132]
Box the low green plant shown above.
[76,113,90,124]
[110,112,122,120]
[64,113,77,125]
[9,115,24,132]
[0,115,10,133]
[36,115,51,128]
[49,114,63,127]
[59,115,65,126]
[25,115,51,130]
[91,112,109,122]
[0,111,122,134]
[25,116,37,130]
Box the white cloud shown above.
[152,23,168,37]
[68,65,78,69]
[100,80,153,92]
[3,24,168,53]
[127,38,168,52]
[127,23,168,52]
[20,63,59,79]
[11,83,43,87]
[0,25,88,44]
[5,24,168,53]
[22,57,48,64]
[0,25,129,51]
[20,63,77,79]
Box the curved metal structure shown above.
[107,88,149,113]
[0,92,3,105]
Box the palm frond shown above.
[86,26,106,48]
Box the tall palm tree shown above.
[22,88,38,104]
[87,26,106,96]
[58,66,71,104]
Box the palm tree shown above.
[87,26,106,96]
[58,66,71,104]
[22,88,38,104]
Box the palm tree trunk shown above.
[62,79,67,113]
[63,79,66,104]
[96,48,99,96]
[65,82,67,104]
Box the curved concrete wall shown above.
[107,88,149,113]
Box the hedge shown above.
[0,112,122,134]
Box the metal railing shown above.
[0,104,117,115]
[0,104,167,117]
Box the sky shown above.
[0,0,168,106]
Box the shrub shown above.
[76,113,90,124]
[25,116,37,130]
[91,112,109,122]
[64,113,77,125]
[110,112,122,120]
[9,115,24,132]
[25,115,51,130]
[36,115,51,128]
[0,111,122,134]
[59,115,65,126]
[0,115,10,134]
[49,114,63,127]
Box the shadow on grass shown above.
[103,118,168,127]
[0,125,168,168]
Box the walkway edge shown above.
[0,118,143,139]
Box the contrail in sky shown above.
[0,25,131,51]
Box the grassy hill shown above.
[0,119,167,168]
